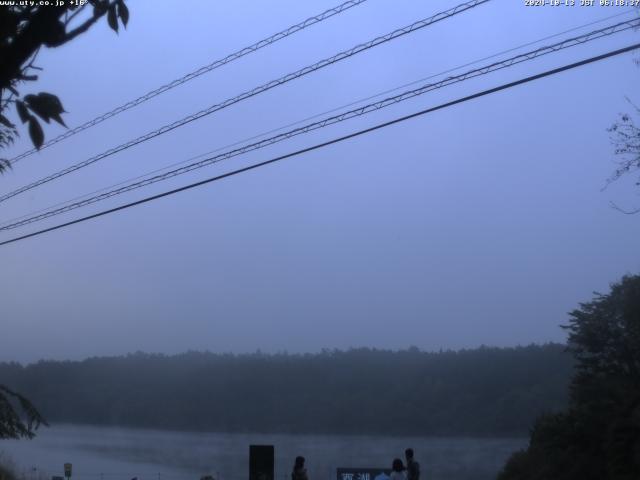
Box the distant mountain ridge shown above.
[0,344,572,436]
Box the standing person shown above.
[389,459,406,480]
[405,449,420,480]
[291,456,308,480]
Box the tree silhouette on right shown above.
[498,274,640,480]
[607,105,640,214]
[605,14,640,214]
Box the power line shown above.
[7,0,370,165]
[2,18,637,232]
[3,8,632,231]
[2,41,638,248]
[9,12,635,234]
[0,0,490,205]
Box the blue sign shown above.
[336,468,391,480]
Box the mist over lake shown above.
[0,425,525,480]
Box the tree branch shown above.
[64,4,88,27]
[0,384,47,439]
[53,1,117,45]
[609,201,640,215]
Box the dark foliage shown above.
[0,0,128,440]
[0,344,572,436]
[498,275,640,480]
[0,384,47,439]
[0,0,129,164]
[0,456,17,480]
[606,16,640,214]
[608,105,640,214]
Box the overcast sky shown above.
[1,0,639,363]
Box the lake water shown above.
[0,425,525,480]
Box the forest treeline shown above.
[0,344,572,436]
[498,275,640,480]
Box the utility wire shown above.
[0,0,490,205]
[3,8,632,231]
[7,0,370,165]
[2,18,637,232]
[2,42,638,248]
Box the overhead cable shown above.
[2,42,638,247]
[7,0,370,165]
[1,18,637,232]
[0,0,490,204]
[5,9,635,230]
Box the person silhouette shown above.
[291,456,308,480]
[404,449,419,480]
[389,459,406,480]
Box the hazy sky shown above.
[1,0,639,363]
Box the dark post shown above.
[249,445,274,480]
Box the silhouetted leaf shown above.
[0,127,17,147]
[28,117,44,149]
[38,92,66,114]
[0,159,12,174]
[24,92,67,127]
[16,101,30,123]
[117,0,129,27]
[24,94,50,123]
[0,114,15,130]
[49,112,67,128]
[25,93,64,124]
[91,0,108,16]
[107,4,118,32]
